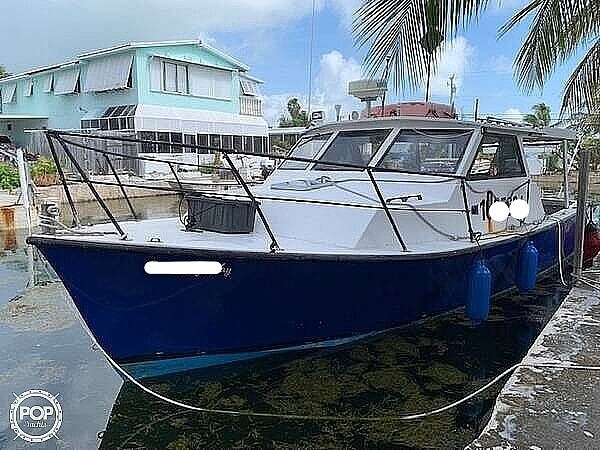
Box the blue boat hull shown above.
[28,215,575,378]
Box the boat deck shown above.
[33,207,574,257]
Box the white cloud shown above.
[313,50,363,120]
[1,0,356,72]
[487,54,514,74]
[263,50,363,126]
[328,0,362,28]
[427,36,475,100]
[504,108,524,120]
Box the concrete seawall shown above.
[469,280,600,449]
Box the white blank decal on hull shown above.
[144,261,223,275]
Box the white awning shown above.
[1,83,16,103]
[54,68,80,95]
[240,78,260,97]
[134,104,268,136]
[84,53,134,92]
[43,74,54,93]
[24,79,34,97]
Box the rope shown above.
[66,296,600,423]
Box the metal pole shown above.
[573,146,591,279]
[562,140,570,208]
[16,148,35,286]
[16,148,32,233]
[46,133,81,227]
[55,135,127,238]
[366,168,408,252]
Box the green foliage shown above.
[30,157,58,186]
[545,152,561,172]
[272,138,293,151]
[523,103,552,127]
[0,163,19,190]
[354,0,600,114]
[0,65,10,79]
[279,98,309,128]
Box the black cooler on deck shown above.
[185,195,256,234]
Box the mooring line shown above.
[54,272,600,423]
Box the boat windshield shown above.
[377,129,472,174]
[313,129,392,171]
[280,134,332,169]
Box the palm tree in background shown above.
[523,103,552,127]
[353,0,600,116]
[0,65,10,79]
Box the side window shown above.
[469,134,526,179]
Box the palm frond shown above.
[353,0,490,92]
[561,38,600,114]
[500,0,600,92]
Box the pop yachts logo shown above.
[9,390,62,443]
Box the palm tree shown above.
[523,103,552,127]
[0,65,10,79]
[354,0,600,115]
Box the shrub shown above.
[0,163,19,190]
[30,156,58,186]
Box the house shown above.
[0,40,268,174]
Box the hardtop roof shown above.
[304,116,578,142]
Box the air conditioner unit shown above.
[348,79,387,101]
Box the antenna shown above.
[448,74,456,109]
[306,0,316,119]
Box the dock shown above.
[469,278,600,449]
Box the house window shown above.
[222,135,233,150]
[210,134,221,149]
[197,134,209,154]
[140,131,157,153]
[170,132,183,153]
[184,134,196,153]
[233,135,243,151]
[468,134,526,179]
[157,132,170,153]
[243,136,253,153]
[163,62,188,94]
[253,136,264,154]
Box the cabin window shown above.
[468,133,526,179]
[377,129,471,174]
[314,129,391,171]
[280,133,332,170]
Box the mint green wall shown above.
[0,43,247,146]
[0,53,138,131]
[134,44,241,114]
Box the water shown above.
[0,201,570,449]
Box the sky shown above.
[0,0,583,126]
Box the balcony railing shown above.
[240,96,262,117]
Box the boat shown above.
[28,116,582,378]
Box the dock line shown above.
[82,320,600,422]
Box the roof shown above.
[0,114,48,120]
[305,116,579,141]
[0,39,249,83]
